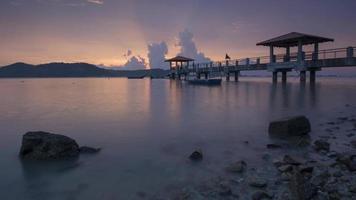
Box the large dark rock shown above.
[189,150,203,161]
[19,131,80,160]
[268,116,311,138]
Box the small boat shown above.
[187,78,222,86]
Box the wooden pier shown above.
[166,32,356,83]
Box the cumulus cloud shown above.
[147,42,169,69]
[87,0,104,5]
[116,50,147,70]
[176,29,211,63]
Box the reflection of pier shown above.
[167,32,356,83]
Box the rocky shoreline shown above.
[17,108,356,199]
[146,106,356,199]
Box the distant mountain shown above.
[0,62,170,78]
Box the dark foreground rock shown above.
[20,131,80,160]
[189,150,203,161]
[268,116,311,138]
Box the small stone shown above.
[266,144,282,149]
[283,155,302,165]
[248,177,267,188]
[313,140,330,152]
[278,165,293,173]
[347,133,355,137]
[333,171,343,178]
[79,146,101,154]
[226,160,247,173]
[298,165,314,174]
[189,150,203,161]
[251,191,272,200]
[350,140,356,148]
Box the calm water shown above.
[0,77,355,199]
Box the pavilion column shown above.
[270,46,275,63]
[298,40,303,63]
[285,46,290,62]
[313,43,319,60]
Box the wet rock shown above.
[218,182,232,196]
[313,140,330,152]
[226,160,247,173]
[268,116,311,138]
[350,140,356,148]
[79,146,101,154]
[298,165,314,174]
[19,131,79,160]
[266,143,282,149]
[251,191,272,200]
[290,167,316,200]
[347,133,355,137]
[283,155,302,166]
[248,177,267,188]
[189,150,203,161]
[311,170,330,187]
[336,154,356,171]
[278,165,293,173]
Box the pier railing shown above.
[182,46,355,71]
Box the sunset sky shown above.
[1,0,356,68]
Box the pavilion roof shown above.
[165,56,194,62]
[256,32,334,48]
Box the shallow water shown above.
[0,77,355,199]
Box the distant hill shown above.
[0,62,170,78]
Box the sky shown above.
[1,0,356,69]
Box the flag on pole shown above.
[225,54,231,60]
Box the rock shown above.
[311,170,330,187]
[313,140,330,152]
[268,116,311,138]
[189,150,203,161]
[283,155,302,165]
[298,165,314,174]
[226,160,247,173]
[218,182,232,196]
[266,144,282,149]
[248,177,267,188]
[336,154,356,171]
[19,131,79,160]
[278,165,293,173]
[79,146,101,154]
[251,191,272,200]
[350,140,356,148]
[290,167,316,200]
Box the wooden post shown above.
[310,70,316,83]
[282,71,287,83]
[226,72,230,81]
[204,73,208,79]
[347,47,354,58]
[300,71,306,82]
[285,46,290,62]
[272,71,278,83]
[234,71,239,82]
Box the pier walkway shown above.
[166,32,356,83]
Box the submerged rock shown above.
[268,116,311,138]
[226,160,247,173]
[251,191,272,200]
[19,131,80,160]
[189,150,203,161]
[248,177,267,188]
[313,140,330,152]
[79,146,101,154]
